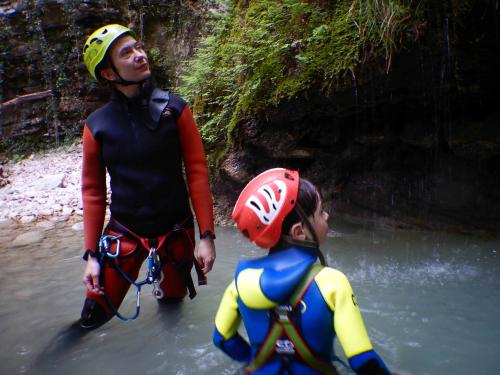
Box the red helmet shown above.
[232,168,299,249]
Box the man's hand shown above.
[83,257,104,295]
[196,237,216,274]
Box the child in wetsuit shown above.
[212,168,394,374]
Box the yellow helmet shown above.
[83,24,137,80]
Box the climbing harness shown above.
[98,233,164,321]
[96,217,206,321]
[245,263,339,375]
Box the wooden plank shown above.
[0,90,53,109]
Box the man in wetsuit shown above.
[79,24,216,329]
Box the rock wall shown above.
[215,1,500,232]
[0,0,210,153]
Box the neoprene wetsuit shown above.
[81,82,214,317]
[213,246,391,374]
[82,82,214,244]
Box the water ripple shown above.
[346,258,490,287]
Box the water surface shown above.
[0,220,498,374]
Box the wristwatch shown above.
[82,249,99,261]
[200,230,216,240]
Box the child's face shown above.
[309,197,329,244]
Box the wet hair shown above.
[281,178,320,235]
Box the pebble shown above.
[71,222,84,231]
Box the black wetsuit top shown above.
[84,85,199,238]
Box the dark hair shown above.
[281,178,320,235]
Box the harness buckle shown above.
[274,304,292,321]
[275,339,295,355]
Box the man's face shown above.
[105,35,151,82]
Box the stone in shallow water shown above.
[71,221,84,231]
[36,220,56,230]
[12,231,45,247]
[19,215,36,224]
[50,214,70,223]
[0,218,14,228]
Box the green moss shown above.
[179,0,426,165]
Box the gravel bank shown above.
[0,142,85,229]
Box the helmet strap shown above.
[108,61,148,86]
[294,202,320,245]
[276,202,328,266]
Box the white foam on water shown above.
[346,257,485,287]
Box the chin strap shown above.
[294,203,319,244]
[107,61,149,86]
[276,201,328,267]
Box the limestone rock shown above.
[13,231,45,247]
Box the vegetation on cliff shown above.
[179,0,473,164]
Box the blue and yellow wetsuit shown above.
[213,246,391,374]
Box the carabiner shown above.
[152,270,165,299]
[99,234,122,258]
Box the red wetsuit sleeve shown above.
[82,124,107,252]
[177,106,215,237]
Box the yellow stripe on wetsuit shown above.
[236,268,276,309]
[215,268,278,340]
[315,267,374,358]
[214,281,242,340]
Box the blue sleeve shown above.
[213,328,251,363]
[349,350,391,375]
